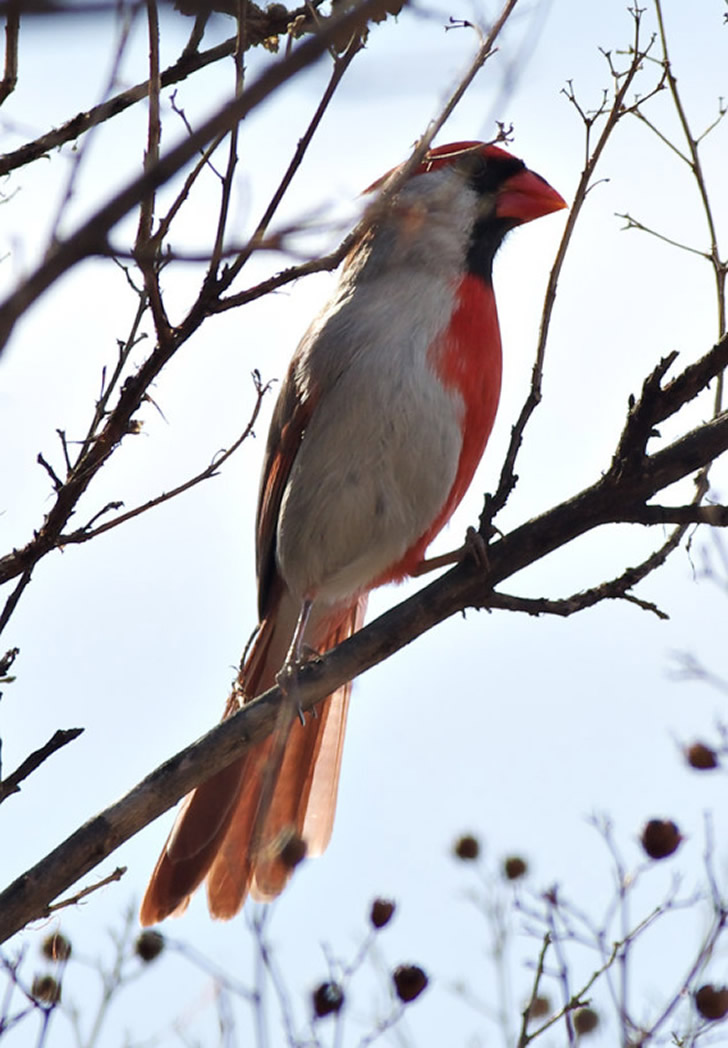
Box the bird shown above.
[140,140,566,925]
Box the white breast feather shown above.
[276,169,480,605]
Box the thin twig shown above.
[45,866,127,916]
[653,0,726,406]
[134,0,171,347]
[0,729,84,805]
[0,3,329,178]
[617,212,711,260]
[215,0,523,314]
[486,7,658,523]
[48,3,137,244]
[517,936,551,1046]
[220,29,365,289]
[59,372,269,545]
[0,569,33,636]
[202,1,247,290]
[0,0,393,357]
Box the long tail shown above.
[139,593,366,925]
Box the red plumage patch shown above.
[432,274,502,518]
[380,274,501,583]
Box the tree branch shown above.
[0,0,392,357]
[2,333,728,940]
[0,5,19,106]
[57,371,270,545]
[487,6,660,521]
[0,0,521,628]
[0,3,330,178]
[0,728,84,805]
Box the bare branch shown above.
[517,934,551,1048]
[2,331,728,938]
[0,3,331,178]
[45,866,127,916]
[0,728,84,805]
[650,0,726,410]
[617,211,711,260]
[620,503,728,526]
[219,29,366,290]
[58,371,270,545]
[0,0,394,357]
[36,452,63,492]
[0,0,524,640]
[0,5,19,106]
[0,646,19,679]
[487,7,659,522]
[201,4,247,291]
[0,570,33,636]
[215,0,522,314]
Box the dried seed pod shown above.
[527,995,551,1020]
[32,975,61,1004]
[312,981,344,1018]
[640,819,682,860]
[503,855,528,880]
[453,834,480,860]
[695,984,728,1021]
[41,933,72,963]
[392,964,428,1003]
[370,898,396,929]
[573,1007,599,1035]
[135,930,165,963]
[685,742,719,770]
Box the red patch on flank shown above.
[379,274,502,583]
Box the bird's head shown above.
[360,140,567,283]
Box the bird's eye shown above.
[456,151,488,182]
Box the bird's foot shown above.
[411,525,491,577]
[276,645,322,725]
[463,525,490,570]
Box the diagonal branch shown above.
[213,0,520,315]
[0,3,330,178]
[0,0,391,358]
[57,371,270,545]
[2,334,728,940]
[0,729,84,805]
[0,0,523,623]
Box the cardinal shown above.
[140,141,566,924]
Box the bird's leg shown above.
[276,597,314,725]
[283,597,314,672]
[250,599,315,864]
[411,526,490,577]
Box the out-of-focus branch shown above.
[0,0,520,636]
[0,3,330,178]
[214,0,520,313]
[0,0,390,358]
[0,6,19,106]
[219,29,366,289]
